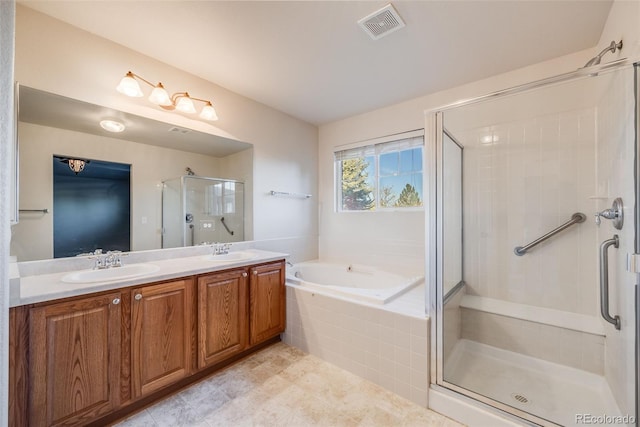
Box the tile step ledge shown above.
[460,294,605,336]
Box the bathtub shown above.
[286,260,423,305]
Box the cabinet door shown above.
[197,269,248,369]
[249,262,286,345]
[131,279,192,399]
[29,292,122,427]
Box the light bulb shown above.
[99,119,125,133]
[199,102,218,121]
[148,83,172,106]
[116,72,143,97]
[175,94,196,114]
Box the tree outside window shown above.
[335,133,423,211]
[340,157,375,210]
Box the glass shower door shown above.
[434,64,637,426]
[184,176,245,245]
[162,176,245,248]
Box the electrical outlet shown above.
[200,220,215,231]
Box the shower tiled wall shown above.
[446,69,637,416]
[460,107,599,316]
[595,67,636,418]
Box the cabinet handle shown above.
[134,294,142,301]
[253,271,258,276]
[242,272,247,277]
[112,298,121,305]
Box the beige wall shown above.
[14,5,319,262]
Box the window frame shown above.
[334,129,425,213]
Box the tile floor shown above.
[115,342,462,427]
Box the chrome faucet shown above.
[89,250,126,269]
[212,242,231,255]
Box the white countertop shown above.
[11,249,288,307]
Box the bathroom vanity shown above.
[8,250,286,427]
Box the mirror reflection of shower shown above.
[161,175,244,248]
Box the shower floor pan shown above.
[444,339,623,427]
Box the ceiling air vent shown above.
[168,126,190,134]
[358,3,405,40]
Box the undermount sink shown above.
[61,263,160,284]
[202,251,256,263]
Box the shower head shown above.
[582,40,623,68]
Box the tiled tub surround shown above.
[284,282,429,406]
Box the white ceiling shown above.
[20,1,613,125]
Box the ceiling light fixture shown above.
[67,159,88,175]
[116,71,218,121]
[100,119,126,133]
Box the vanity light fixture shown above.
[116,71,219,121]
[99,119,126,133]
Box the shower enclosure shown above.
[429,61,638,426]
[162,175,244,248]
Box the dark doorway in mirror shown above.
[53,156,131,258]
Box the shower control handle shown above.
[595,198,623,230]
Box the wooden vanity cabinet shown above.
[10,259,286,427]
[197,269,249,368]
[28,291,123,427]
[249,262,286,345]
[130,279,193,399]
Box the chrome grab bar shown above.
[19,208,49,213]
[600,234,621,330]
[220,217,234,236]
[514,212,586,256]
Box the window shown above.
[335,131,424,211]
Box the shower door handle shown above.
[599,235,621,330]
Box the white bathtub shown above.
[286,260,423,304]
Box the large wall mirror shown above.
[11,85,254,262]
